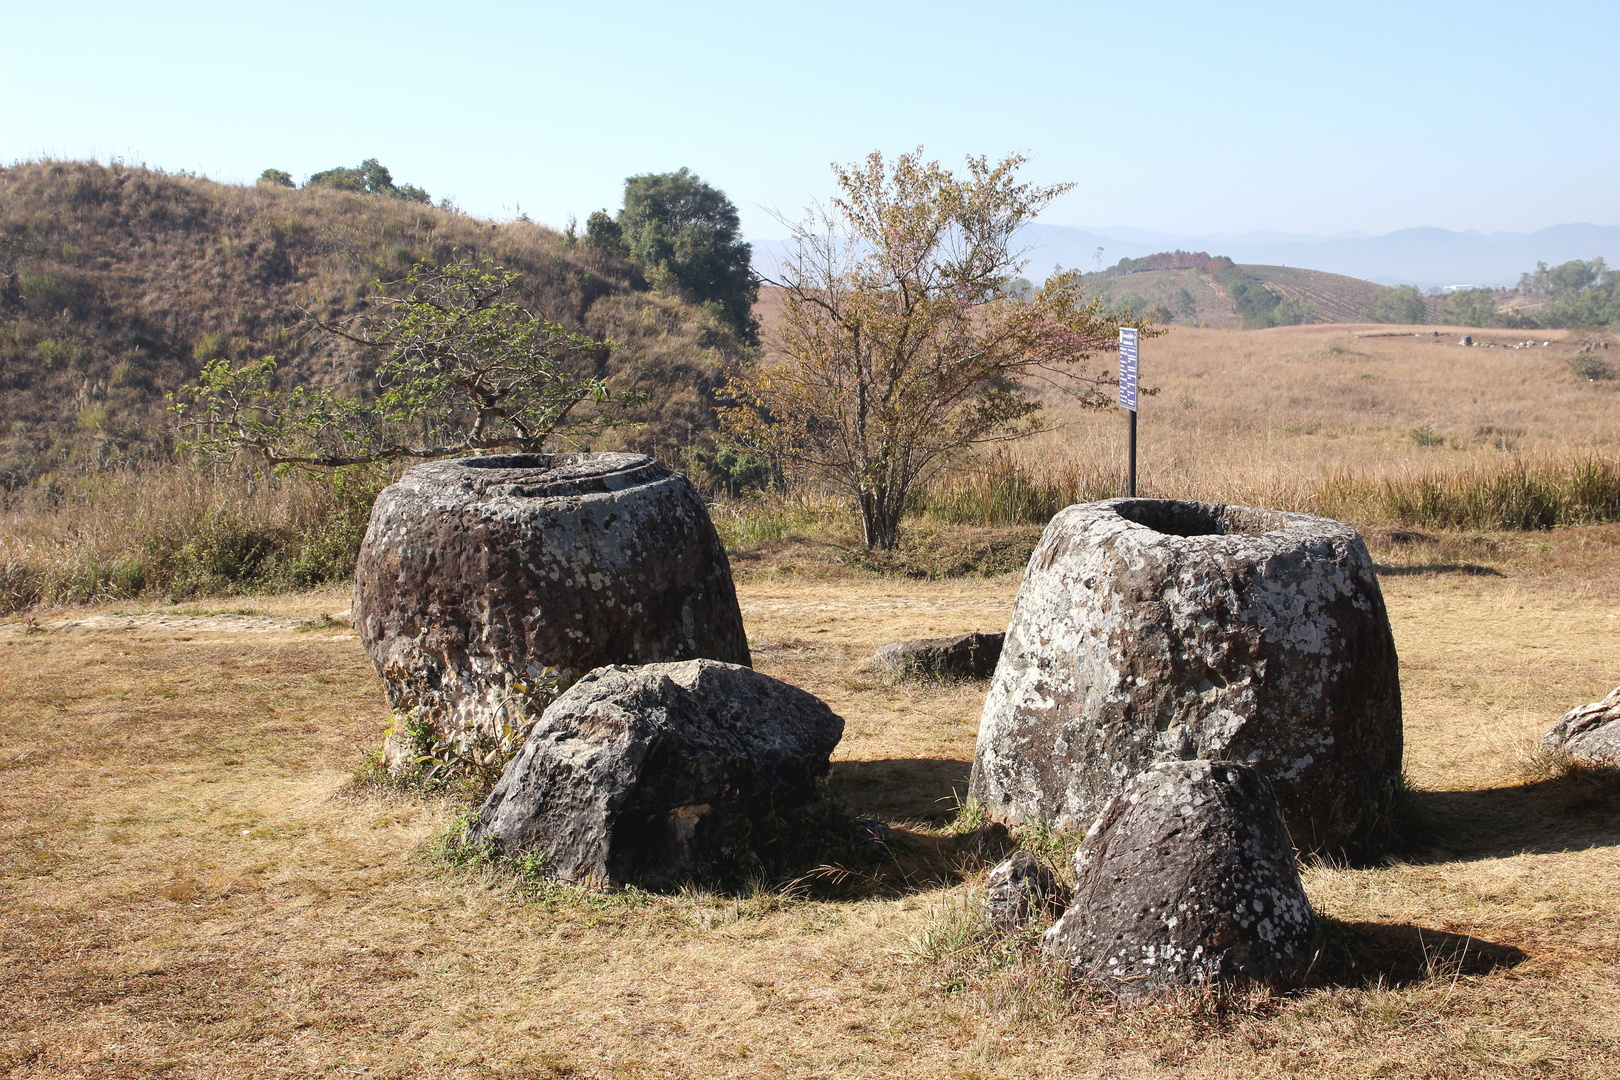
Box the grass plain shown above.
[2,523,1618,1079]
[3,320,1619,1078]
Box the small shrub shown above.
[1568,355,1613,381]
[1409,425,1444,448]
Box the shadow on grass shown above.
[1399,764,1620,863]
[1308,918,1527,988]
[827,757,972,825]
[1372,561,1505,577]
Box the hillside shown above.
[0,161,747,489]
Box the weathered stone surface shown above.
[985,851,1063,932]
[466,660,845,885]
[970,498,1402,853]
[1541,686,1620,763]
[873,631,1004,679]
[1043,759,1316,995]
[353,453,749,769]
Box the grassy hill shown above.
[0,160,748,489]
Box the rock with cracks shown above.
[985,851,1063,932]
[353,453,750,772]
[1541,686,1620,763]
[970,498,1401,854]
[873,632,1004,679]
[1043,759,1316,996]
[466,660,845,885]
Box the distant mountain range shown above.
[751,223,1620,290]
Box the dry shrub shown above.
[0,462,384,611]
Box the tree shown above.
[1368,284,1427,324]
[1442,287,1500,327]
[257,168,295,189]
[720,150,1154,550]
[587,168,758,344]
[306,158,431,204]
[171,258,637,468]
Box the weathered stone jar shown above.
[354,453,750,768]
[969,498,1401,854]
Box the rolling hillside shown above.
[0,161,747,488]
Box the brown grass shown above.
[3,520,1619,1077]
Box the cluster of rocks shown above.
[358,472,1421,995]
[355,454,844,884]
[959,498,1406,993]
[969,498,1403,856]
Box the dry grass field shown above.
[2,520,1618,1079]
[1017,322,1618,507]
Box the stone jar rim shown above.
[1091,497,1357,549]
[398,452,668,499]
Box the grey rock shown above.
[970,498,1402,854]
[1043,759,1316,995]
[873,631,1004,679]
[466,660,845,885]
[985,851,1063,932]
[1541,686,1620,763]
[353,453,750,771]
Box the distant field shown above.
[1015,322,1618,506]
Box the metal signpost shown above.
[1119,327,1139,497]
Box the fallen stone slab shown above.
[353,453,750,772]
[466,659,845,885]
[1043,759,1316,996]
[873,631,1004,679]
[970,498,1402,854]
[1541,686,1620,763]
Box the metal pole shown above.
[1127,409,1138,498]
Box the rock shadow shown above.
[827,757,971,825]
[1308,918,1527,988]
[1399,766,1620,864]
[1373,562,1505,577]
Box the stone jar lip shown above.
[397,451,668,499]
[1091,497,1359,550]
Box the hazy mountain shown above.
[752,223,1620,290]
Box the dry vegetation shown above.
[2,523,1618,1078]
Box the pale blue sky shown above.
[4,1,1616,241]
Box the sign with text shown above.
[1118,327,1139,411]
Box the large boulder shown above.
[1043,759,1316,995]
[970,498,1401,854]
[353,453,750,770]
[1541,686,1620,763]
[466,660,845,885]
[873,631,1004,679]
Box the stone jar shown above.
[354,453,750,769]
[969,498,1401,854]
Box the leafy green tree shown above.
[583,210,628,259]
[257,168,295,189]
[1368,284,1427,324]
[1517,258,1620,328]
[721,150,1155,550]
[171,258,636,467]
[589,168,758,344]
[306,158,430,204]
[1442,288,1500,327]
[1226,277,1280,327]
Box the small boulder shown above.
[1541,686,1620,763]
[874,632,1004,679]
[985,851,1063,932]
[466,660,845,885]
[1043,760,1316,996]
